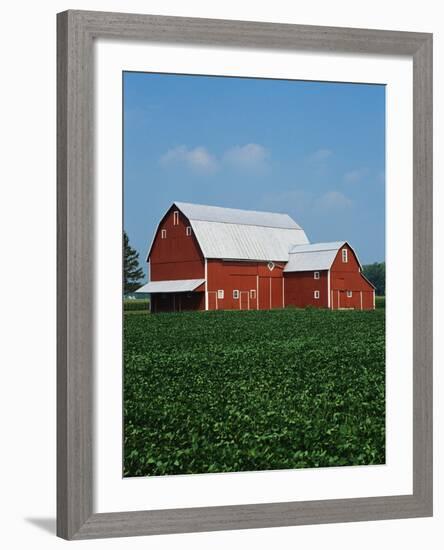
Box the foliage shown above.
[124,231,144,294]
[124,308,385,477]
[362,262,385,296]
[124,299,150,312]
[375,296,385,309]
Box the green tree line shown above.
[362,262,385,296]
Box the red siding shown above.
[148,207,205,312]
[149,207,205,281]
[207,259,284,310]
[330,244,375,310]
[284,270,329,308]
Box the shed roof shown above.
[284,241,359,272]
[136,278,205,294]
[171,202,309,261]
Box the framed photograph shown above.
[57,10,432,540]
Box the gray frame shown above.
[57,10,433,540]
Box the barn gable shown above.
[149,201,309,262]
[284,241,364,273]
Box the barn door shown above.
[240,291,249,310]
[207,291,218,311]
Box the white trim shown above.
[346,290,353,298]
[269,277,272,308]
[207,290,218,310]
[314,271,320,279]
[217,289,224,300]
[240,290,250,310]
[233,289,240,300]
[314,290,320,300]
[282,277,285,308]
[360,290,363,310]
[337,289,340,309]
[186,226,192,236]
[173,210,179,226]
[342,248,348,263]
[256,274,259,310]
[204,259,208,311]
[373,290,376,310]
[161,229,167,239]
[250,289,256,300]
[327,269,331,309]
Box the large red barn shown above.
[137,202,375,312]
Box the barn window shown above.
[342,248,348,263]
[186,226,192,236]
[173,210,179,225]
[250,289,256,299]
[347,290,353,298]
[161,229,167,239]
[314,271,320,279]
[267,261,275,271]
[314,290,320,299]
[217,289,224,299]
[233,290,240,299]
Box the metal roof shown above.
[135,278,205,293]
[170,202,308,261]
[190,221,307,261]
[174,201,301,229]
[284,241,350,272]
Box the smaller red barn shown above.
[284,242,375,310]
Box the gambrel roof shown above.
[149,202,309,262]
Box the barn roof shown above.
[136,278,205,293]
[173,202,309,261]
[284,241,363,272]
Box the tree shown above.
[124,231,144,294]
[362,262,385,296]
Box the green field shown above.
[124,308,385,477]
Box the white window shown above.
[250,289,256,299]
[186,226,192,236]
[161,229,167,239]
[342,248,348,263]
[267,261,275,271]
[233,290,240,299]
[314,271,320,279]
[347,290,353,298]
[173,210,179,225]
[314,290,320,299]
[217,289,224,299]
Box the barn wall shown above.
[207,259,284,310]
[149,206,205,281]
[284,270,329,308]
[330,243,375,310]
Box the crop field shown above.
[124,308,385,477]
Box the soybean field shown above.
[124,308,385,477]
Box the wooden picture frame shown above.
[57,10,433,540]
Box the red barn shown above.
[137,202,375,312]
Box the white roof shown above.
[174,201,301,229]
[284,241,350,272]
[136,278,205,293]
[172,202,308,261]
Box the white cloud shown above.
[160,145,217,173]
[308,148,333,162]
[344,168,367,184]
[223,143,269,170]
[314,191,353,212]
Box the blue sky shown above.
[124,72,385,278]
